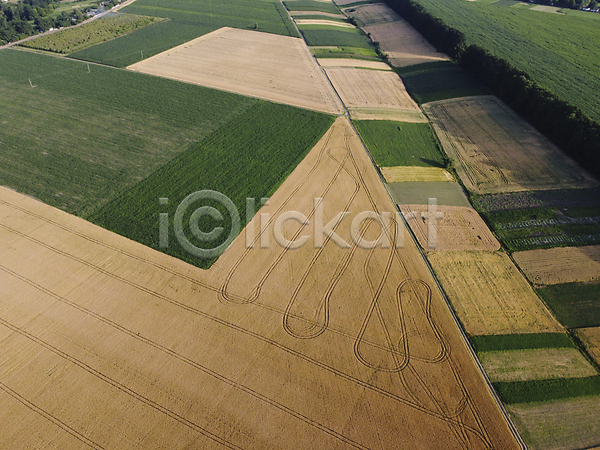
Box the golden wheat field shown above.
[513,245,600,285]
[324,67,426,121]
[428,251,563,336]
[381,166,454,183]
[400,205,500,252]
[127,27,344,115]
[478,348,597,382]
[423,96,598,194]
[575,327,600,366]
[0,118,519,449]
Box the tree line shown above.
[383,0,600,181]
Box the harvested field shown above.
[428,251,563,336]
[388,182,472,208]
[507,397,600,450]
[324,67,426,121]
[295,19,355,27]
[127,27,343,115]
[423,96,598,194]
[290,11,346,18]
[343,3,400,26]
[382,167,454,183]
[513,245,600,285]
[0,118,519,448]
[401,205,500,251]
[575,327,600,366]
[363,19,449,67]
[284,0,342,14]
[317,58,391,70]
[479,348,597,382]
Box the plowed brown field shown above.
[343,3,400,26]
[363,19,449,67]
[325,67,426,121]
[423,96,598,194]
[0,118,519,448]
[127,27,344,115]
[428,251,563,335]
[401,205,500,251]
[513,245,600,285]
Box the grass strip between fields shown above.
[90,102,334,270]
[470,333,575,352]
[493,376,600,404]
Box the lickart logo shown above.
[158,190,444,258]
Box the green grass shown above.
[470,333,575,353]
[310,46,379,60]
[537,282,600,329]
[283,0,342,14]
[90,102,334,269]
[20,14,164,54]
[354,121,445,167]
[400,64,491,104]
[493,376,600,404]
[69,0,299,67]
[300,28,374,48]
[0,49,257,216]
[410,0,600,122]
[386,181,471,207]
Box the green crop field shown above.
[399,62,491,104]
[20,14,164,54]
[493,376,600,404]
[283,0,342,14]
[90,102,334,269]
[470,333,575,353]
[299,27,374,48]
[406,0,600,122]
[0,49,257,216]
[69,0,299,67]
[354,120,445,167]
[537,282,600,329]
[310,46,379,60]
